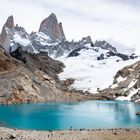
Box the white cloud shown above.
[0,0,140,53]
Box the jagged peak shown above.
[49,13,57,19]
[42,13,58,24]
[81,36,92,42]
[39,13,66,42]
[95,40,117,53]
[4,15,14,29]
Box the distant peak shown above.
[39,13,66,42]
[49,13,57,18]
[46,13,58,23]
[5,15,14,29]
[8,15,14,20]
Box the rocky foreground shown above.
[0,127,140,140]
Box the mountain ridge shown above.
[0,13,139,103]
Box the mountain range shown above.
[0,13,140,104]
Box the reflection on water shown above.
[0,101,140,130]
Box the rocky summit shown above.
[39,13,66,42]
[0,15,15,52]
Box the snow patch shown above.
[14,33,30,46]
[116,76,127,83]
[35,32,58,46]
[128,68,134,72]
[116,88,139,101]
[128,80,137,89]
[111,84,118,89]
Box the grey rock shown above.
[0,15,15,52]
[79,36,92,46]
[95,40,117,53]
[39,13,66,42]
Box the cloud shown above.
[0,0,140,53]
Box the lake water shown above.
[0,101,140,130]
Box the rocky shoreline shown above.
[1,127,140,140]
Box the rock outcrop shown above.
[80,36,92,46]
[98,61,140,102]
[39,13,66,42]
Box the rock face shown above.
[0,16,15,52]
[39,13,66,42]
[10,45,65,81]
[3,15,14,29]
[0,45,18,74]
[99,61,140,102]
[95,40,117,53]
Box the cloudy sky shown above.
[0,0,140,53]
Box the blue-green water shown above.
[0,101,140,130]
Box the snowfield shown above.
[56,45,140,93]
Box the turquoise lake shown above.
[0,101,140,130]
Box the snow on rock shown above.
[14,33,30,46]
[128,80,137,88]
[30,45,39,54]
[111,84,118,89]
[35,32,52,45]
[57,46,140,93]
[116,88,139,101]
[115,79,138,101]
[135,99,140,103]
[116,76,127,83]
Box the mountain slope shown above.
[0,45,93,104]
